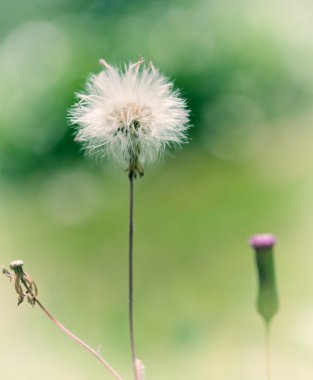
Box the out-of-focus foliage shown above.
[2,1,313,380]
[1,0,313,177]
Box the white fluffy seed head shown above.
[69,58,190,172]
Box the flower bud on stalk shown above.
[249,234,279,326]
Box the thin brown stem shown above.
[128,174,137,379]
[20,279,124,380]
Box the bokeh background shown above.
[1,0,313,379]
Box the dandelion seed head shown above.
[69,57,190,174]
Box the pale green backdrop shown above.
[1,0,313,379]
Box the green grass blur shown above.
[1,0,313,379]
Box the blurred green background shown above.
[1,0,313,379]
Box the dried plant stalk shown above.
[2,261,124,380]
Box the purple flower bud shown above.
[249,233,279,325]
[249,234,276,250]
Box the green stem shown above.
[265,325,272,380]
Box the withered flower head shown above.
[2,260,38,306]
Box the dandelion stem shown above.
[265,324,272,380]
[19,278,124,380]
[128,173,137,379]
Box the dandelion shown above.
[69,57,190,178]
[70,57,190,379]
